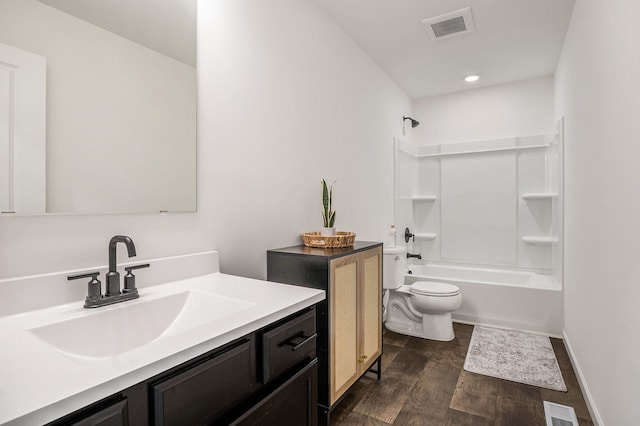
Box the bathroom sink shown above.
[29,291,256,358]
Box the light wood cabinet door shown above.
[359,248,382,373]
[329,253,359,404]
[329,247,382,404]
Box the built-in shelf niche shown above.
[399,195,437,201]
[522,236,558,245]
[412,195,437,201]
[394,133,561,271]
[522,193,558,201]
[399,141,550,158]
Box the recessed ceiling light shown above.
[465,75,480,82]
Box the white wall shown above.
[200,0,411,278]
[555,0,640,424]
[0,0,411,280]
[412,76,555,145]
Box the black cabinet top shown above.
[267,241,382,260]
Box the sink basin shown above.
[29,291,256,358]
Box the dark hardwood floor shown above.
[331,323,593,425]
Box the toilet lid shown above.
[410,281,460,297]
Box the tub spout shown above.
[407,252,422,260]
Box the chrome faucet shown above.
[106,235,137,297]
[68,235,149,308]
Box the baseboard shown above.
[452,318,563,339]
[562,331,604,426]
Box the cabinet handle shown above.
[283,333,317,352]
[358,355,369,363]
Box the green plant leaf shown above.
[321,179,329,226]
[321,179,336,228]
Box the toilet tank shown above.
[382,246,407,289]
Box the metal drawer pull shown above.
[283,333,317,352]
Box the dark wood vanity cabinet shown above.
[48,307,318,426]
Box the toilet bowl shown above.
[383,247,462,341]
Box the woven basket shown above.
[301,231,356,248]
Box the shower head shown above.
[403,116,420,128]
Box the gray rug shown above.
[464,326,567,392]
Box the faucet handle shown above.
[405,227,415,243]
[68,271,102,306]
[124,263,150,273]
[123,263,150,295]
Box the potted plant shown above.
[321,179,336,236]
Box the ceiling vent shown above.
[422,7,475,40]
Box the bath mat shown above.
[464,326,567,391]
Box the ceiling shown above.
[36,0,575,97]
[312,0,576,99]
[37,0,196,66]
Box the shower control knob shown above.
[405,228,415,243]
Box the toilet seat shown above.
[410,281,460,297]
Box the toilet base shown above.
[384,287,460,341]
[385,312,456,341]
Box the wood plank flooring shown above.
[331,323,593,425]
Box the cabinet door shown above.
[232,359,318,426]
[329,253,359,404]
[359,248,382,373]
[152,338,255,426]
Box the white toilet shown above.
[383,247,462,341]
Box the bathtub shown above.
[404,263,563,336]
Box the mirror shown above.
[0,0,197,215]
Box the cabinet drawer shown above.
[261,309,316,384]
[47,397,128,426]
[152,338,255,426]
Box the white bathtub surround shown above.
[464,326,566,392]
[405,263,563,336]
[395,135,562,271]
[0,251,325,425]
[394,133,563,336]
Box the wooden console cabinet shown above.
[267,242,383,425]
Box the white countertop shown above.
[0,262,324,425]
